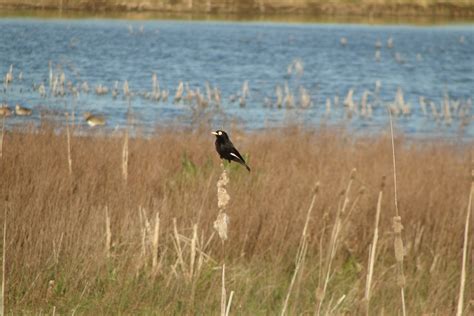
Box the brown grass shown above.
[0,123,471,314]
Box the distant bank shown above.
[0,0,473,19]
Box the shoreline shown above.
[0,2,474,23]
[1,9,473,25]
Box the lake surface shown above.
[0,19,473,139]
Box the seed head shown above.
[214,212,229,241]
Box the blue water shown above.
[0,19,473,138]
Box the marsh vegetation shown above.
[0,122,472,314]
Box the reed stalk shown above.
[0,116,5,159]
[172,218,185,275]
[122,129,129,181]
[225,290,234,316]
[189,223,198,280]
[65,113,73,175]
[364,177,385,315]
[214,165,232,316]
[221,263,227,316]
[52,233,64,265]
[139,207,152,265]
[316,217,327,308]
[329,295,346,314]
[71,91,77,129]
[387,106,407,316]
[151,211,160,275]
[196,232,206,276]
[316,170,356,316]
[456,171,473,316]
[105,206,111,259]
[122,96,131,181]
[281,183,319,316]
[187,222,200,311]
[1,208,6,316]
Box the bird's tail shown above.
[235,159,251,172]
[230,153,251,172]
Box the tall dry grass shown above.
[0,123,471,314]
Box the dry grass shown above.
[0,123,471,314]
[1,0,473,17]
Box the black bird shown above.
[212,130,251,172]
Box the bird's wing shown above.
[230,151,251,171]
[225,140,246,162]
[229,149,246,164]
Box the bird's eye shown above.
[218,131,222,135]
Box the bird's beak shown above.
[211,131,218,135]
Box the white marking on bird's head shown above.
[212,130,225,136]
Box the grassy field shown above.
[0,122,472,314]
